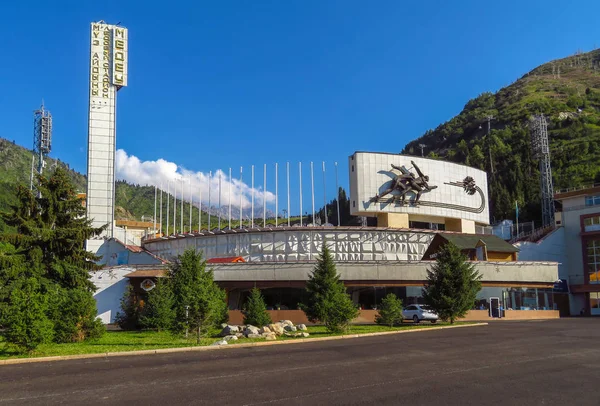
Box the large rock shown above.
[297,324,307,331]
[211,340,228,346]
[220,325,240,337]
[259,326,271,334]
[223,335,238,341]
[300,332,310,338]
[280,320,294,327]
[268,323,285,336]
[244,325,260,337]
[284,325,297,332]
[264,333,277,341]
[247,333,263,339]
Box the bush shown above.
[140,278,175,331]
[243,288,272,327]
[49,287,105,343]
[375,293,404,327]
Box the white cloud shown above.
[115,149,275,209]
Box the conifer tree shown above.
[300,244,358,333]
[375,293,404,327]
[0,168,105,347]
[140,278,175,332]
[422,242,482,324]
[169,249,228,342]
[243,288,272,327]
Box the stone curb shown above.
[0,322,488,366]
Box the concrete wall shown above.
[515,227,567,280]
[96,239,162,267]
[212,261,559,284]
[91,267,133,324]
[348,152,489,224]
[143,228,436,263]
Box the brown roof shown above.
[207,256,246,263]
[124,269,168,278]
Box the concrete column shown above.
[445,218,476,234]
[376,213,409,228]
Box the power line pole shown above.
[418,143,426,157]
[486,115,495,175]
[530,115,555,227]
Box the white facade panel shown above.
[349,152,490,225]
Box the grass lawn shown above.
[0,322,474,360]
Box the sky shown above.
[1,1,600,217]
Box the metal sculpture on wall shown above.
[368,163,486,213]
[370,161,437,205]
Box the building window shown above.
[586,239,600,284]
[584,216,600,232]
[585,195,600,206]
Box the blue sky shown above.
[1,1,599,216]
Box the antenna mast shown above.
[530,115,554,227]
[31,102,53,191]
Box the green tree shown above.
[243,288,272,327]
[300,244,359,333]
[169,249,228,342]
[0,169,105,348]
[1,276,54,352]
[114,284,143,330]
[375,293,404,327]
[422,242,482,324]
[140,278,175,331]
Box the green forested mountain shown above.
[404,49,600,224]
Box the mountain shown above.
[404,49,600,224]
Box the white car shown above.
[402,304,439,323]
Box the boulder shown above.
[300,332,310,338]
[264,333,277,341]
[259,326,271,334]
[235,333,244,338]
[223,335,238,341]
[221,323,228,329]
[247,333,263,339]
[284,325,297,332]
[219,325,240,337]
[296,324,307,331]
[244,325,260,337]
[280,320,294,327]
[211,340,228,346]
[268,323,285,336]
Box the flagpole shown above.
[263,163,267,228]
[173,178,177,234]
[310,161,315,225]
[322,161,328,225]
[218,171,222,229]
[516,200,519,238]
[159,182,163,236]
[275,163,278,227]
[251,165,255,228]
[199,182,202,231]
[299,162,303,227]
[286,162,290,226]
[208,171,212,231]
[180,177,184,233]
[166,180,170,236]
[335,162,340,226]
[153,184,157,235]
[239,167,243,228]
[228,168,232,229]
[189,176,192,233]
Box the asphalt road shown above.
[1,319,599,405]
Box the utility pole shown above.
[418,143,426,157]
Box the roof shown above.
[437,233,519,253]
[206,256,246,263]
[124,269,168,278]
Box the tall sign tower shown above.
[86,21,128,252]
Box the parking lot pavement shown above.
[1,318,599,405]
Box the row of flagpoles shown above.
[151,161,342,235]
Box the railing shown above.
[555,183,600,195]
[561,202,600,212]
[510,225,555,244]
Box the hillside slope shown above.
[404,49,600,224]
